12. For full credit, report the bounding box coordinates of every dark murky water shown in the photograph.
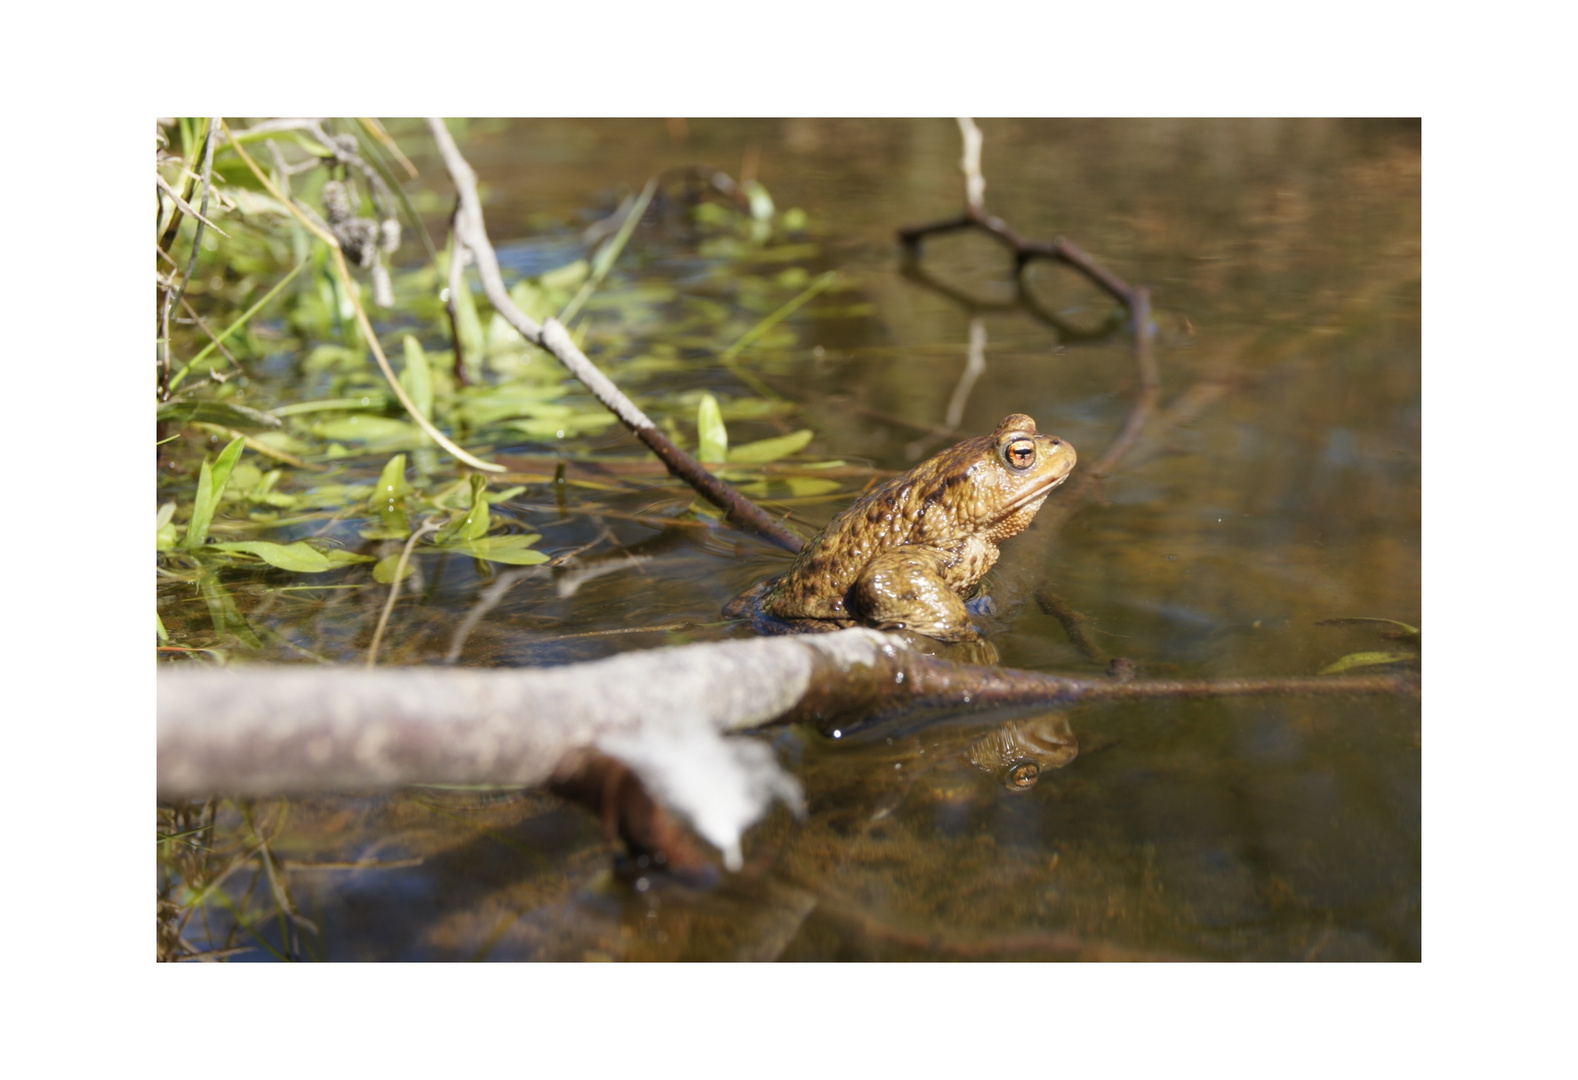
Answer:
[159,119,1419,960]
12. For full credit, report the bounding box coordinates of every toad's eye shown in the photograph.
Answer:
[1004,437,1036,470]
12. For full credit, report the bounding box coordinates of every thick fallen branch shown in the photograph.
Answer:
[425,118,804,555]
[160,629,1415,789]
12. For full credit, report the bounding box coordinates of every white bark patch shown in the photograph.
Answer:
[597,727,803,872]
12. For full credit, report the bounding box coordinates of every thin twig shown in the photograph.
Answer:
[154,170,227,238]
[445,200,470,386]
[957,117,985,213]
[424,117,803,552]
[1088,286,1160,478]
[356,117,418,178]
[159,118,220,397]
[189,423,326,472]
[945,315,987,431]
[366,518,441,668]
[168,253,310,392]
[178,294,239,368]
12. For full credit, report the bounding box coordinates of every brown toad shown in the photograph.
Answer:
[725,414,1075,641]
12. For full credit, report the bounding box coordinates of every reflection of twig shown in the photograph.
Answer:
[904,316,986,460]
[425,118,804,554]
[899,204,1134,305]
[896,257,1123,344]
[957,117,985,212]
[1089,286,1160,479]
[945,316,986,431]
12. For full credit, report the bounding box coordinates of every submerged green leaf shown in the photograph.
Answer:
[372,553,416,584]
[210,541,375,572]
[452,534,549,565]
[433,475,491,544]
[451,264,485,359]
[728,428,814,463]
[183,437,246,549]
[157,502,178,551]
[373,454,413,502]
[1316,617,1421,640]
[312,415,422,443]
[540,259,591,291]
[1319,651,1416,675]
[697,393,728,464]
[782,476,842,497]
[504,414,617,438]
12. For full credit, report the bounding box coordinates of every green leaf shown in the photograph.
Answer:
[400,335,434,422]
[453,534,549,566]
[459,392,573,428]
[373,553,416,584]
[697,393,728,464]
[503,413,618,438]
[742,180,775,221]
[728,428,814,463]
[210,541,375,572]
[182,437,246,550]
[539,259,591,290]
[1319,651,1416,675]
[312,415,421,443]
[367,453,413,537]
[156,503,178,551]
[373,453,412,502]
[451,266,484,358]
[783,476,842,497]
[156,611,169,643]
[158,400,282,431]
[434,475,491,544]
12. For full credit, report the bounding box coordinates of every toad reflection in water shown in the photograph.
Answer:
[965,714,1080,790]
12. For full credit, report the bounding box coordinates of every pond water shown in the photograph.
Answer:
[157,118,1420,961]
